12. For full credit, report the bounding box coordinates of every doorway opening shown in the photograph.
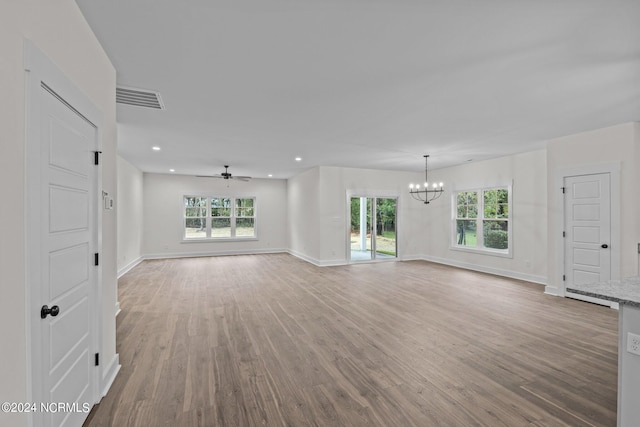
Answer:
[349,197,397,262]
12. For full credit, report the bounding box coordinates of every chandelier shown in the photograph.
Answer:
[409,155,444,204]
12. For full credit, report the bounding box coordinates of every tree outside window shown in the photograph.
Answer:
[483,189,509,250]
[452,186,511,255]
[183,196,256,240]
[456,191,478,247]
[235,198,255,237]
[184,196,207,239]
[211,197,232,238]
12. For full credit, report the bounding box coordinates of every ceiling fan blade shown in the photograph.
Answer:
[232,176,252,181]
[195,175,223,178]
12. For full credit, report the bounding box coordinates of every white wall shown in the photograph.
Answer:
[320,166,426,263]
[0,1,117,426]
[423,150,548,283]
[287,167,322,262]
[287,165,425,265]
[117,156,144,275]
[142,173,288,257]
[546,122,639,295]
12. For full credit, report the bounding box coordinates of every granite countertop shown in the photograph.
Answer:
[567,277,640,307]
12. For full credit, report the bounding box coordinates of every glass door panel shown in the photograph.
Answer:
[350,197,373,261]
[375,198,397,258]
[349,196,397,262]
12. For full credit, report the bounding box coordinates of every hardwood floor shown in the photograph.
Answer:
[84,254,618,426]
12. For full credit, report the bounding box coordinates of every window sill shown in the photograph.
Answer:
[181,237,258,243]
[449,245,512,259]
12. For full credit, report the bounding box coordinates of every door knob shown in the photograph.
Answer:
[601,244,609,249]
[41,305,60,319]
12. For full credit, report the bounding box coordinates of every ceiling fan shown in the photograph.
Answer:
[197,165,251,181]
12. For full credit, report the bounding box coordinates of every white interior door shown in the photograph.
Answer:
[564,173,611,304]
[30,84,98,427]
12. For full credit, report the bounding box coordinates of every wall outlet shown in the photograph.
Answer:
[627,332,640,356]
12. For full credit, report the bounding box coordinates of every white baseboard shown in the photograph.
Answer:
[544,285,561,296]
[287,250,322,266]
[138,249,548,287]
[100,354,120,399]
[565,291,617,308]
[400,254,424,261]
[117,256,143,279]
[287,250,351,267]
[144,248,288,260]
[423,255,548,285]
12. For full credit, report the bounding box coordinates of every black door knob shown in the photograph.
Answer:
[601,244,609,249]
[41,305,60,319]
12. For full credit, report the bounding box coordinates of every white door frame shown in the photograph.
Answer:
[346,190,399,263]
[24,40,104,425]
[553,162,620,302]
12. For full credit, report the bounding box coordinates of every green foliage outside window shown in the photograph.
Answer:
[184,196,255,239]
[454,188,510,252]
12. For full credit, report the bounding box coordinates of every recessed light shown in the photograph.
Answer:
[152,146,161,151]
[295,157,302,162]
[169,169,175,172]
[268,174,273,177]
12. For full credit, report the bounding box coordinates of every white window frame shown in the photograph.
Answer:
[450,184,512,258]
[182,195,257,242]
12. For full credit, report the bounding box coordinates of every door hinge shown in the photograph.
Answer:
[563,274,566,281]
[95,353,99,366]
[563,231,566,237]
[561,186,566,194]
[94,253,99,266]
[94,151,102,165]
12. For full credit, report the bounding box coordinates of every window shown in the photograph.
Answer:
[452,186,511,255]
[211,197,232,238]
[184,196,207,239]
[235,198,255,237]
[184,196,256,240]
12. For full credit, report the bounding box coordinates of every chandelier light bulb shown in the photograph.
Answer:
[408,154,444,205]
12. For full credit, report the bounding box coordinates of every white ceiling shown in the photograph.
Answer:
[76,0,640,179]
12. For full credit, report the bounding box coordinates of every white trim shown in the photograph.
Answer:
[181,237,259,244]
[114,302,121,317]
[182,195,257,240]
[544,286,561,297]
[450,183,513,258]
[423,255,547,285]
[144,248,288,260]
[117,256,143,278]
[345,191,400,264]
[565,291,618,308]
[142,248,547,282]
[287,250,348,267]
[399,254,424,261]
[346,189,400,198]
[99,354,121,399]
[24,40,108,426]
[448,245,512,258]
[550,162,621,297]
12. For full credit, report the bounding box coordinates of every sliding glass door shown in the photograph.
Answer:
[349,196,397,262]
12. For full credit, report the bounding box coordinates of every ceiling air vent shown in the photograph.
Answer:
[116,86,165,110]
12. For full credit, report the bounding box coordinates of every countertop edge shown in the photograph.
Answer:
[566,287,640,308]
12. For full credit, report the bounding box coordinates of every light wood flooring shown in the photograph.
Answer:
[84,254,618,426]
